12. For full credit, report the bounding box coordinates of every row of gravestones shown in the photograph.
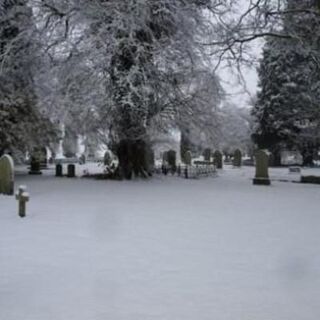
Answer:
[0,149,271,197]
[203,148,243,167]
[0,154,78,197]
[182,149,225,169]
[185,148,243,169]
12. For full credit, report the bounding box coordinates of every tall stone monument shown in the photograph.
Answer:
[253,150,271,185]
[0,154,14,195]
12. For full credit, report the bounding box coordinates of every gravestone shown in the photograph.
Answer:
[15,185,29,218]
[183,150,192,165]
[0,154,14,195]
[233,149,242,167]
[67,164,76,178]
[29,150,42,175]
[203,148,211,161]
[214,150,223,169]
[55,164,63,177]
[253,150,271,185]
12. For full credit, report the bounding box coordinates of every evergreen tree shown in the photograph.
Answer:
[0,0,56,156]
[252,0,320,165]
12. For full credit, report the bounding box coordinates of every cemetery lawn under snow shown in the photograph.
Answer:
[1,165,320,320]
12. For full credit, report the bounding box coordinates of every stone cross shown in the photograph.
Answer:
[0,154,14,195]
[253,150,271,185]
[15,185,30,218]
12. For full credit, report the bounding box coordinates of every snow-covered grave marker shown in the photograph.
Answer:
[15,185,30,218]
[214,150,223,169]
[0,154,14,195]
[233,149,242,167]
[253,150,271,186]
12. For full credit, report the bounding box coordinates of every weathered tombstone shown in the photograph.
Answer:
[253,150,271,185]
[67,164,76,178]
[29,150,42,175]
[0,154,14,195]
[233,149,242,167]
[183,150,192,165]
[15,185,29,218]
[55,164,63,177]
[214,150,223,169]
[167,150,177,173]
[203,148,211,161]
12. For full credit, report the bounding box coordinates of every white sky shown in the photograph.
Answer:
[217,0,264,109]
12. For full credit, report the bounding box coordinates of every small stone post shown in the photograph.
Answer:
[55,164,63,177]
[67,164,76,178]
[15,185,30,218]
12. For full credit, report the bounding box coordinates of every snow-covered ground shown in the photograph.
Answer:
[1,165,320,320]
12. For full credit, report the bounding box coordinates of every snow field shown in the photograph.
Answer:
[1,165,320,320]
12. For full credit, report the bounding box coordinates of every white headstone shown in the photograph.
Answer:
[0,154,14,195]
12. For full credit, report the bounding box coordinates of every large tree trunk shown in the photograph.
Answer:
[116,139,153,179]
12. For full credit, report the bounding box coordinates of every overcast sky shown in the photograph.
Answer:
[219,53,261,108]
[217,0,264,109]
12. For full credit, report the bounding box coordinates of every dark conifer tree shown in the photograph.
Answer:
[252,0,320,165]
